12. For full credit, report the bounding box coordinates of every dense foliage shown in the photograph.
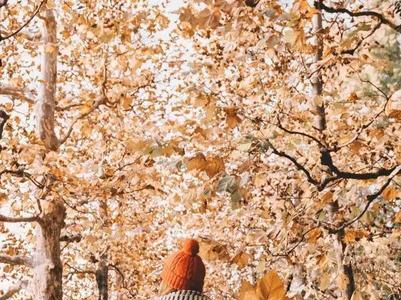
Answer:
[0,0,401,299]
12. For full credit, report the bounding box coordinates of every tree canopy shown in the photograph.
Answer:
[0,0,401,299]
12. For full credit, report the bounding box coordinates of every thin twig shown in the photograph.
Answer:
[0,0,46,42]
[58,62,108,146]
[341,21,382,55]
[333,165,401,232]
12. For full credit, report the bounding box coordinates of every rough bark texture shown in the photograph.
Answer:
[31,8,66,300]
[31,199,65,300]
[36,9,59,151]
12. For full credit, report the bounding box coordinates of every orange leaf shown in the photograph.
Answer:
[205,156,225,177]
[224,107,241,129]
[349,141,365,155]
[394,211,401,224]
[238,281,258,300]
[187,153,208,171]
[198,239,229,261]
[121,95,132,110]
[383,187,398,202]
[232,251,251,269]
[389,110,401,121]
[256,270,287,300]
[306,228,322,244]
[348,92,359,102]
[343,229,368,244]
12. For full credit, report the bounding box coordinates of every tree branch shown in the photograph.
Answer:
[0,0,46,42]
[276,116,326,147]
[0,214,40,223]
[60,234,82,243]
[0,0,8,9]
[268,143,401,191]
[314,1,401,33]
[0,279,29,300]
[65,263,95,280]
[268,141,320,186]
[0,255,32,267]
[58,98,104,146]
[0,168,45,188]
[58,62,108,146]
[333,165,401,232]
[109,264,136,298]
[0,86,35,104]
[341,21,382,55]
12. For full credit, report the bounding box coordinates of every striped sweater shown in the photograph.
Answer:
[153,290,209,300]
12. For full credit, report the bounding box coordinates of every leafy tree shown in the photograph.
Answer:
[0,1,401,300]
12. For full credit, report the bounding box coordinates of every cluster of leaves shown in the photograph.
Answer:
[0,0,401,299]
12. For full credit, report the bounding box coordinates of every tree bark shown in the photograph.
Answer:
[335,229,356,300]
[31,8,66,300]
[31,200,65,300]
[36,8,59,151]
[312,0,326,133]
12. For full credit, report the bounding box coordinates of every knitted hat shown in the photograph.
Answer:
[161,239,206,292]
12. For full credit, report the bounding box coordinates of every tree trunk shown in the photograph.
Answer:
[95,201,109,300]
[313,2,355,298]
[36,8,59,151]
[31,199,65,300]
[95,255,109,300]
[335,229,356,299]
[31,8,66,300]
[312,0,326,133]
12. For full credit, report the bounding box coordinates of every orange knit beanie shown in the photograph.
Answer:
[161,239,206,292]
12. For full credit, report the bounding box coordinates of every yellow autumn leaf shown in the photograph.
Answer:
[256,270,287,300]
[232,251,251,269]
[198,239,229,261]
[336,272,350,291]
[155,13,170,29]
[238,281,258,300]
[126,138,152,153]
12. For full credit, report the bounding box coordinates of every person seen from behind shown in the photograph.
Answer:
[153,239,209,300]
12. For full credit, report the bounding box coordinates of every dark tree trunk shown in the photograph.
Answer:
[96,255,109,300]
[31,199,65,300]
